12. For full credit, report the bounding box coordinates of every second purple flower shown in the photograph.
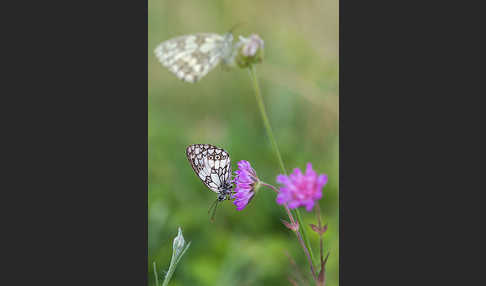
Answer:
[276,163,328,211]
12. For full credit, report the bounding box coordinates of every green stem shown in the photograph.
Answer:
[295,208,316,266]
[162,241,191,286]
[248,65,316,279]
[162,262,175,286]
[153,262,160,286]
[248,65,287,175]
[261,182,318,282]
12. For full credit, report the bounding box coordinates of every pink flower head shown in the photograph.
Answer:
[276,163,328,211]
[232,160,260,211]
[240,34,264,57]
[235,34,264,68]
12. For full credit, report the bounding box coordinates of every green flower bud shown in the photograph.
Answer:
[172,227,185,258]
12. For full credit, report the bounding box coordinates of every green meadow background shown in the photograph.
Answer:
[148,0,338,285]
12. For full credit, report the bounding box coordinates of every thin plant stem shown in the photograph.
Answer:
[162,262,175,286]
[161,240,191,286]
[260,182,279,193]
[248,65,286,174]
[315,203,328,286]
[153,262,160,286]
[295,208,315,265]
[248,65,316,266]
[261,182,318,283]
[315,204,324,265]
[295,227,318,283]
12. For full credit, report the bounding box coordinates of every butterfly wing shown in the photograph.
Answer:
[154,33,228,83]
[186,144,232,193]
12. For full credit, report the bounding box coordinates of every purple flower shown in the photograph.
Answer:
[232,160,260,211]
[276,163,328,211]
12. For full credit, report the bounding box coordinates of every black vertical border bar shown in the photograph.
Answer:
[5,0,151,284]
[339,0,437,284]
[340,0,389,284]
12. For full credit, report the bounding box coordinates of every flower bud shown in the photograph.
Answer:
[172,227,186,258]
[235,34,264,68]
[310,223,328,235]
[281,219,300,232]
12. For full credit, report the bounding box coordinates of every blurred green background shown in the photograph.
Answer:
[148,0,338,285]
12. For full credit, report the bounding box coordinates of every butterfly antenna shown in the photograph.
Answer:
[208,199,219,223]
[228,21,247,34]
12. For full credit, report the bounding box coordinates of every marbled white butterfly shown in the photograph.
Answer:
[154,33,234,83]
[185,144,233,220]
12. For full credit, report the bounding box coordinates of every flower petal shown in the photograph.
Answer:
[232,160,259,211]
[276,163,328,212]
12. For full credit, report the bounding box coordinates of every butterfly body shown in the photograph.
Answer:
[155,33,234,83]
[185,144,233,201]
[216,182,233,202]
